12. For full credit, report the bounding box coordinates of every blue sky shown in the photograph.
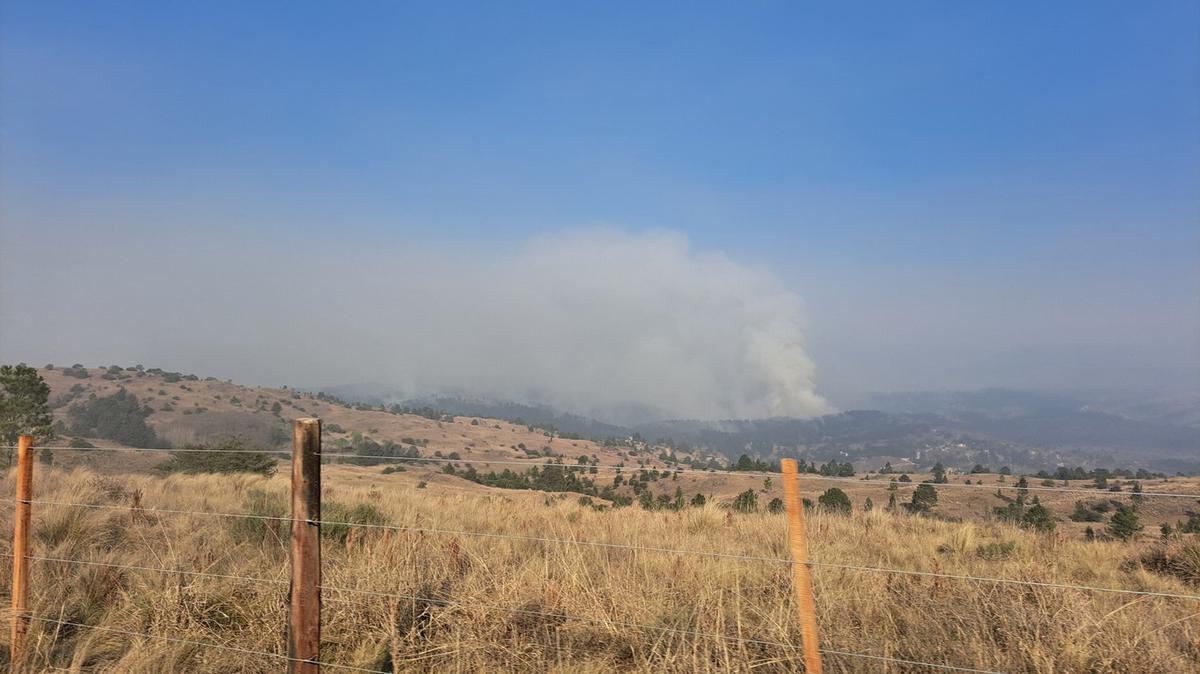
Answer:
[2,2,1197,408]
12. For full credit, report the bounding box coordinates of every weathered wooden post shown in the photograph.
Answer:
[780,458,822,673]
[10,434,33,670]
[288,419,321,673]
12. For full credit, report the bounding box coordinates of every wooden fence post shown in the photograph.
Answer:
[288,419,321,674]
[780,458,822,674]
[10,435,33,670]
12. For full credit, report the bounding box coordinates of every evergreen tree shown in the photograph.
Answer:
[817,487,852,514]
[0,364,55,466]
[1020,498,1055,532]
[1106,505,1143,541]
[1131,481,1144,506]
[638,491,655,510]
[931,462,947,484]
[1015,476,1029,506]
[732,489,758,513]
[908,483,938,513]
[68,389,160,447]
[767,497,784,513]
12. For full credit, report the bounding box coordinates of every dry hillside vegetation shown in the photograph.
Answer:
[34,367,1200,532]
[0,465,1197,673]
[38,366,691,471]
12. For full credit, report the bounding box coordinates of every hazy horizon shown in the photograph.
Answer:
[2,3,1198,420]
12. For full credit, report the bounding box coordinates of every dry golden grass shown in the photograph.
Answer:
[0,465,1196,673]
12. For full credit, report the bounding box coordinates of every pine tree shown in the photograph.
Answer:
[818,488,852,514]
[0,364,55,467]
[1020,497,1055,532]
[1131,481,1144,506]
[1107,505,1143,541]
[932,462,947,484]
[732,489,758,513]
[909,484,938,513]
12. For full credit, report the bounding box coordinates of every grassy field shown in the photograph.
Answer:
[0,464,1196,673]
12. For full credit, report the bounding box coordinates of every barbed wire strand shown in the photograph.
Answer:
[317,585,1006,674]
[0,552,288,586]
[4,511,1197,601]
[5,444,1194,499]
[19,588,1005,674]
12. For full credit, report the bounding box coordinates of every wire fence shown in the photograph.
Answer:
[3,437,1198,673]
[6,444,1200,500]
[6,498,1199,601]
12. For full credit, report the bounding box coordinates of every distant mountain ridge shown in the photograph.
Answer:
[318,386,1200,474]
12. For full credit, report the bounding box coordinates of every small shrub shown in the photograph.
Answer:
[976,540,1017,560]
[1140,538,1200,587]
[817,488,852,514]
[732,489,758,513]
[322,501,388,545]
[157,439,278,476]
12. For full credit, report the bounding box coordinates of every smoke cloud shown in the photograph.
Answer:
[384,229,830,422]
[1,228,830,423]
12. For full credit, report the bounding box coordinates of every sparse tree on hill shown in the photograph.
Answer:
[1131,481,1144,506]
[1020,498,1055,532]
[1107,505,1143,541]
[818,487,852,514]
[932,462,947,484]
[0,364,55,467]
[732,489,758,513]
[908,483,938,514]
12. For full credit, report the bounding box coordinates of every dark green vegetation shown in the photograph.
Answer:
[157,439,279,477]
[67,388,162,447]
[0,363,54,448]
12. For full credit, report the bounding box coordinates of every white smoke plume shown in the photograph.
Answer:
[385,229,830,422]
[2,228,831,423]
